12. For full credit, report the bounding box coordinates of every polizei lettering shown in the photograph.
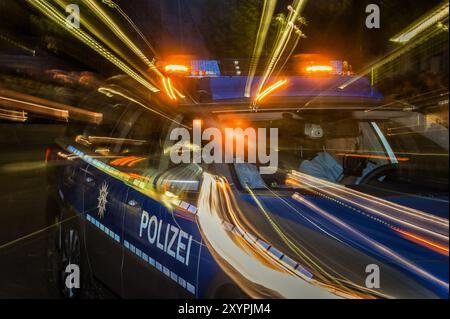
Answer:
[139,210,193,266]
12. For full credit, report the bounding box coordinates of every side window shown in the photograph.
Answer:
[71,92,129,157]
[109,110,203,195]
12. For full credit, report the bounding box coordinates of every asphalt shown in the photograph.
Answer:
[0,124,63,298]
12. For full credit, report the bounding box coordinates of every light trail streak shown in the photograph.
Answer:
[110,156,146,166]
[84,136,147,145]
[255,79,288,102]
[339,25,446,90]
[0,33,35,55]
[259,185,397,298]
[0,88,102,124]
[84,0,162,77]
[288,171,449,251]
[0,108,27,122]
[197,175,390,298]
[290,171,449,228]
[394,229,449,255]
[127,157,147,167]
[101,0,159,59]
[244,0,277,97]
[390,2,449,43]
[196,173,341,298]
[53,0,151,81]
[273,28,303,78]
[291,192,449,292]
[162,77,176,100]
[386,128,448,137]
[334,153,410,162]
[27,0,159,93]
[0,95,68,121]
[245,184,332,282]
[254,186,368,294]
[256,0,306,97]
[167,78,177,101]
[290,148,448,158]
[97,87,188,128]
[365,89,449,113]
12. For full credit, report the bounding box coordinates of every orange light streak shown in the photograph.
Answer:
[335,153,410,162]
[305,65,333,73]
[255,79,288,102]
[395,229,449,255]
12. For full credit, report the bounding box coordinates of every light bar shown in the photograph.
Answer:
[164,64,189,73]
[305,65,333,73]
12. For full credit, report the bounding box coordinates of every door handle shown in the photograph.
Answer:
[127,199,140,207]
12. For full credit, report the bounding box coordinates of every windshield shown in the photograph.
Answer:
[230,110,448,196]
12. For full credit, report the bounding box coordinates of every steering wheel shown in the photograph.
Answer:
[359,163,398,185]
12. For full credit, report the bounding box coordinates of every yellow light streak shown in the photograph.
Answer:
[26,0,159,93]
[335,153,410,162]
[83,0,162,77]
[167,78,177,100]
[245,0,277,97]
[395,229,449,255]
[101,0,159,59]
[291,192,449,291]
[0,95,68,121]
[0,108,28,122]
[256,0,306,96]
[339,13,447,90]
[162,77,177,100]
[390,2,449,43]
[255,79,288,102]
[196,173,340,298]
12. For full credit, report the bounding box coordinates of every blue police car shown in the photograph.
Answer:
[46,75,448,298]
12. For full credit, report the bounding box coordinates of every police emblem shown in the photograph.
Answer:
[97,182,109,218]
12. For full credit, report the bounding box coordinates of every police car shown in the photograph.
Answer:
[46,72,449,299]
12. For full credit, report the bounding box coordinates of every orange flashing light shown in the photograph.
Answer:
[164,64,189,73]
[335,153,410,162]
[305,65,333,73]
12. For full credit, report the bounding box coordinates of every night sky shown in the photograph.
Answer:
[117,0,444,68]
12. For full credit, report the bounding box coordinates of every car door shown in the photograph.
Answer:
[121,165,203,298]
[72,96,129,295]
[83,161,128,294]
[116,109,202,297]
